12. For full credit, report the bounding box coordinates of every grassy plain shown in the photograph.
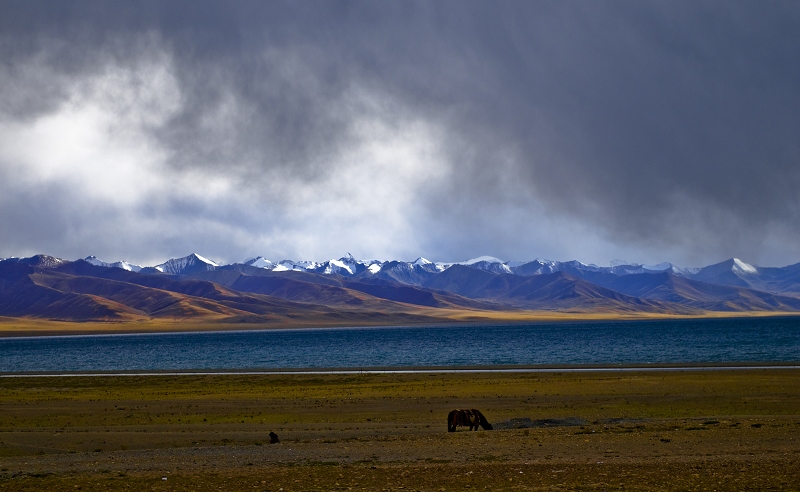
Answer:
[1,370,799,490]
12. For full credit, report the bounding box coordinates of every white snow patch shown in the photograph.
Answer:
[732,258,758,274]
[84,255,105,267]
[117,261,142,272]
[84,256,142,272]
[246,257,275,269]
[462,256,504,265]
[192,253,219,267]
[293,260,320,270]
[325,259,353,275]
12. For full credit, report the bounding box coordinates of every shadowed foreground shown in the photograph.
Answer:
[1,370,799,490]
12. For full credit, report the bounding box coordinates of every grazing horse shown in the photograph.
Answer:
[448,409,493,432]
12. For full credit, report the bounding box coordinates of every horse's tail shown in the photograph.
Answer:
[447,410,457,432]
[475,409,493,430]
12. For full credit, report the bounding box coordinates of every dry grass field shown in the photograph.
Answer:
[1,370,799,490]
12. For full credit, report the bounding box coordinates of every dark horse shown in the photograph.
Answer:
[448,409,493,432]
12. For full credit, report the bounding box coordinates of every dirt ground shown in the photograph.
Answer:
[1,370,799,490]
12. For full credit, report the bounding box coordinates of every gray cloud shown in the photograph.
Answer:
[1,1,799,267]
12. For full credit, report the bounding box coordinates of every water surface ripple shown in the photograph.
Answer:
[2,317,799,372]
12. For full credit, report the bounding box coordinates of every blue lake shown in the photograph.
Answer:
[2,317,800,372]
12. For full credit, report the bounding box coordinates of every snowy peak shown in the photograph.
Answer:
[688,258,760,288]
[732,258,758,274]
[83,256,143,272]
[607,262,683,275]
[642,262,673,272]
[155,253,219,275]
[453,256,512,274]
[694,258,758,278]
[0,254,69,268]
[84,255,105,267]
[271,260,321,272]
[252,254,384,276]
[317,255,384,276]
[512,259,560,276]
[191,253,219,267]
[511,259,686,277]
[244,256,275,269]
[14,254,68,268]
[323,258,355,275]
[11,251,782,289]
[462,256,505,265]
[369,259,438,285]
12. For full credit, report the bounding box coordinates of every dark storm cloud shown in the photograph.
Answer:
[410,1,800,265]
[1,1,799,266]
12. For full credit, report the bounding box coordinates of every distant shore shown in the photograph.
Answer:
[4,363,800,378]
[1,310,799,337]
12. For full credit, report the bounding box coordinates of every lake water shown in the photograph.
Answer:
[2,317,800,373]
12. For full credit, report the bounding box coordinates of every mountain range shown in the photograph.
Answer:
[2,253,800,324]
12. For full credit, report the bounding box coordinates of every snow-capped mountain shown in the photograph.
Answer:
[152,253,219,275]
[690,258,756,282]
[241,254,384,276]
[267,259,318,272]
[1,254,68,268]
[508,259,694,278]
[0,251,778,280]
[243,256,275,269]
[686,258,762,289]
[10,252,800,299]
[370,258,445,285]
[605,262,690,276]
[84,256,143,272]
[511,259,559,276]
[461,257,513,274]
[311,254,383,276]
[7,250,800,323]
[6,252,800,321]
[412,257,447,272]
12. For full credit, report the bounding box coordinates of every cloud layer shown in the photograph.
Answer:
[1,1,799,267]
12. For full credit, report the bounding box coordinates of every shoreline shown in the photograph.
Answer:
[3,363,800,377]
[1,310,799,338]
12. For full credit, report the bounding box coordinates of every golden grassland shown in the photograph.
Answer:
[1,370,799,490]
[1,309,798,337]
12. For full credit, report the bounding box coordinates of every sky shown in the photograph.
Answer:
[1,1,799,268]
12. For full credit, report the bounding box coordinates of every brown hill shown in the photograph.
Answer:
[191,268,498,310]
[0,260,461,323]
